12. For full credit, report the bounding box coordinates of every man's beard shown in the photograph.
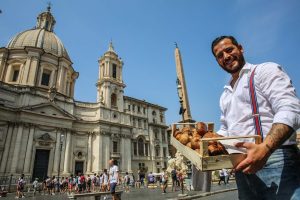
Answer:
[221,56,245,74]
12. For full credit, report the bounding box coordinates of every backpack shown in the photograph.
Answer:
[126,176,130,184]
[149,176,154,182]
[92,176,97,184]
[171,170,176,178]
[18,179,24,189]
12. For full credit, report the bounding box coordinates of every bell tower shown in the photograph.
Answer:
[96,42,126,111]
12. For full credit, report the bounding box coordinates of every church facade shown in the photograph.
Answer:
[0,7,169,180]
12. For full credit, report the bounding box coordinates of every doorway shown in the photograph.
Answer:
[32,149,50,181]
[75,161,84,176]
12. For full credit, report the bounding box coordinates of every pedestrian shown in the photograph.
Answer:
[212,35,300,199]
[32,178,38,196]
[87,175,91,192]
[171,167,177,191]
[16,174,25,198]
[102,170,109,192]
[147,172,155,188]
[218,170,226,185]
[108,159,119,200]
[45,176,52,195]
[124,172,130,193]
[161,168,168,194]
[223,169,229,184]
[92,173,97,192]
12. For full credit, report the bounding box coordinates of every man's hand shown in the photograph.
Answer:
[234,142,272,174]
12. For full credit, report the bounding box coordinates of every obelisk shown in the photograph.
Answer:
[174,44,211,192]
[174,44,192,122]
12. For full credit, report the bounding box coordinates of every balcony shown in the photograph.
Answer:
[111,152,121,158]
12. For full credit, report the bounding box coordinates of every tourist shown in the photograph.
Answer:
[161,168,168,194]
[109,159,119,200]
[218,169,226,185]
[124,172,130,193]
[171,167,177,191]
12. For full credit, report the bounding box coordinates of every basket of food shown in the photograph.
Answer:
[171,122,261,171]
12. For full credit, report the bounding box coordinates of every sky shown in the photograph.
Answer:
[1,0,299,129]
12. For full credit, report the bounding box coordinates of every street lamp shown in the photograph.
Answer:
[57,133,64,192]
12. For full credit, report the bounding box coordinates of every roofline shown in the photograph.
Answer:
[124,96,167,111]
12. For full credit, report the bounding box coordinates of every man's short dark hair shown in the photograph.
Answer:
[211,36,239,56]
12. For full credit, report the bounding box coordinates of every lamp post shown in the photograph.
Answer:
[57,133,64,192]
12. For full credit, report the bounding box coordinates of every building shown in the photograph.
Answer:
[0,7,169,181]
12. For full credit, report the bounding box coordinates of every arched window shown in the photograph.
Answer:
[138,138,144,156]
[111,93,117,107]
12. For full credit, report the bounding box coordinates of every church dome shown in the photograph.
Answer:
[6,6,70,60]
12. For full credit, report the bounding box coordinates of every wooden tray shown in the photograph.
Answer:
[171,123,261,171]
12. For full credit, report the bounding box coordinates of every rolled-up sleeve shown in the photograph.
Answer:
[257,63,300,130]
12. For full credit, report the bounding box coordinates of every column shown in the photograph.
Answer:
[126,138,132,172]
[63,130,71,174]
[93,133,102,173]
[11,123,23,173]
[120,138,126,171]
[23,125,35,173]
[53,129,61,173]
[86,133,92,173]
[0,123,14,173]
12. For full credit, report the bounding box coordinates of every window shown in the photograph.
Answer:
[133,105,135,112]
[143,107,146,114]
[163,147,167,157]
[41,69,51,86]
[156,162,160,165]
[113,141,118,153]
[160,113,164,123]
[133,142,137,156]
[138,119,142,128]
[112,64,117,78]
[138,138,144,156]
[133,118,136,127]
[145,143,149,156]
[154,129,158,139]
[137,106,140,113]
[12,69,20,82]
[162,131,165,142]
[111,93,117,107]
[144,120,147,129]
[155,146,160,157]
[128,105,131,111]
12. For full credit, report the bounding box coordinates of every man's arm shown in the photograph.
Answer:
[235,123,294,174]
[263,123,294,153]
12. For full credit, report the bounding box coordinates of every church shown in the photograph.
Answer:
[0,6,169,181]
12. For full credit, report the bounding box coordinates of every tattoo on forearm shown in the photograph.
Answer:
[265,123,294,151]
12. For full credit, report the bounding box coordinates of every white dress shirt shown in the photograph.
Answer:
[217,62,300,145]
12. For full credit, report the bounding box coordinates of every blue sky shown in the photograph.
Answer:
[1,0,299,129]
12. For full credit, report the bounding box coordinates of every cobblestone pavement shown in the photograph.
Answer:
[1,181,237,200]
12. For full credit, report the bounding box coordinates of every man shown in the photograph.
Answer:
[108,159,119,200]
[147,172,155,187]
[171,167,177,191]
[218,169,225,185]
[212,35,300,199]
[124,172,130,193]
[161,168,168,194]
[16,174,25,198]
